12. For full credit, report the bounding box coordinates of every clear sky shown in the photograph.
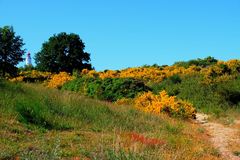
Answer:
[0,0,239,71]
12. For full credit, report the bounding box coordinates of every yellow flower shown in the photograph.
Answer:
[134,90,196,118]
[47,72,74,88]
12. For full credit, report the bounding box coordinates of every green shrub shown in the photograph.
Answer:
[151,74,182,96]
[169,74,182,84]
[61,76,86,92]
[86,78,102,98]
[174,56,218,68]
[63,77,150,101]
[95,78,150,101]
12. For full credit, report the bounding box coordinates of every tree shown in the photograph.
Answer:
[0,26,25,77]
[35,32,92,73]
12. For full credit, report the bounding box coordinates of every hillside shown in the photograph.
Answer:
[0,80,221,160]
[1,57,240,159]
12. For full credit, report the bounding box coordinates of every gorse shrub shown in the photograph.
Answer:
[47,72,74,88]
[201,60,240,84]
[134,90,196,118]
[80,64,200,83]
[9,70,52,83]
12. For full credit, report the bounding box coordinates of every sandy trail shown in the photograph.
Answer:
[195,113,240,160]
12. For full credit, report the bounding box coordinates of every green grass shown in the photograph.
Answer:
[0,80,221,159]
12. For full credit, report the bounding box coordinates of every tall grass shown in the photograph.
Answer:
[0,80,163,132]
[0,81,221,159]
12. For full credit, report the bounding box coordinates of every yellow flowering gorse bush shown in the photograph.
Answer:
[201,59,240,84]
[81,65,200,83]
[134,90,196,118]
[9,70,52,82]
[81,59,239,85]
[47,72,74,88]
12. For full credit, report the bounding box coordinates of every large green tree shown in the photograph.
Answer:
[0,26,25,77]
[35,32,92,73]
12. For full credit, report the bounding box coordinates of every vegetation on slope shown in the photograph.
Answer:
[9,58,240,117]
[0,80,221,159]
[151,74,240,116]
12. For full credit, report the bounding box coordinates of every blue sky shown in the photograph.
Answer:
[0,0,239,71]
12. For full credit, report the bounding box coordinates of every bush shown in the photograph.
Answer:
[96,78,150,101]
[47,72,74,88]
[61,76,88,92]
[174,56,218,68]
[151,74,182,96]
[9,70,52,83]
[62,77,150,101]
[134,90,196,118]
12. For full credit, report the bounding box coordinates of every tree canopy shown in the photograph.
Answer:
[35,32,92,73]
[0,26,25,77]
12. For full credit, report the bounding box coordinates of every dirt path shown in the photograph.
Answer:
[195,113,240,160]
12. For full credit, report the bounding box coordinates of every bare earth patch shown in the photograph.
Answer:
[195,113,240,160]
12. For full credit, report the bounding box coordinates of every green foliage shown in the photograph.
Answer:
[169,74,182,84]
[35,32,92,73]
[62,77,150,101]
[174,56,218,68]
[87,78,150,101]
[151,74,182,96]
[0,26,25,77]
[151,74,240,115]
[61,76,96,93]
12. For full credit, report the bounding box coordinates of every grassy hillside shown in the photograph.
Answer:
[2,58,239,159]
[12,58,240,117]
[0,80,221,160]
